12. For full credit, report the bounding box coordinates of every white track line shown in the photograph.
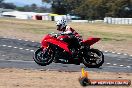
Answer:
[127,60,131,61]
[8,46,12,48]
[104,51,108,53]
[25,49,30,51]
[25,40,28,41]
[126,66,131,68]
[117,53,121,55]
[113,64,117,66]
[18,39,22,40]
[123,54,128,56]
[2,45,7,47]
[30,50,35,52]
[112,52,116,54]
[119,65,124,67]
[0,59,34,63]
[3,36,7,38]
[13,47,18,49]
[109,51,132,57]
[106,63,111,65]
[19,48,23,50]
[1,44,35,52]
[105,66,129,69]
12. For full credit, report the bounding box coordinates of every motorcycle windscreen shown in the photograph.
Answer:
[83,37,100,46]
[45,37,71,53]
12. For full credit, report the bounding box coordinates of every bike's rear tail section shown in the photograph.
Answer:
[82,37,100,46]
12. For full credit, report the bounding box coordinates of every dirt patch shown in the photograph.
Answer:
[0,68,131,88]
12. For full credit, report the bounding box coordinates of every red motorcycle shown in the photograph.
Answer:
[33,32,104,68]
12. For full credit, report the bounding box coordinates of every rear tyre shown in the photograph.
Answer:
[83,48,104,68]
[33,47,54,66]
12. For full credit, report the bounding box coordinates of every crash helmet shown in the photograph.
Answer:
[56,19,67,31]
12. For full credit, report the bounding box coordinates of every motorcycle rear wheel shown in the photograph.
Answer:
[33,47,54,66]
[83,48,104,68]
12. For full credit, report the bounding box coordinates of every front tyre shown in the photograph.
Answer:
[33,47,54,66]
[83,49,104,68]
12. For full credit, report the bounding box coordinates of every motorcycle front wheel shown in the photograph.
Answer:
[33,47,54,66]
[83,48,104,68]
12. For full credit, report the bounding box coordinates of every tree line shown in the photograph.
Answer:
[16,4,50,13]
[43,0,132,19]
[0,0,16,9]
[1,0,132,19]
[0,0,50,12]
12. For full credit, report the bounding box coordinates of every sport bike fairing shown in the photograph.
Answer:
[41,34,71,53]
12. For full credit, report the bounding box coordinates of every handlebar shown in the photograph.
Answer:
[49,32,61,38]
[50,32,74,37]
[49,32,82,40]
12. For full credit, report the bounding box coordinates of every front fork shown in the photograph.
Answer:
[78,44,90,60]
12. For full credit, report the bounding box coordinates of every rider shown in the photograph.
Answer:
[56,19,82,40]
[56,19,82,64]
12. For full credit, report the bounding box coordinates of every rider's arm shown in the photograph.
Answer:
[63,30,72,34]
[62,26,73,34]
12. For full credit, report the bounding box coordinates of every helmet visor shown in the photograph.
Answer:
[57,24,62,31]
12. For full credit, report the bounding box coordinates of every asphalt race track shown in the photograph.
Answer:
[0,37,132,73]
